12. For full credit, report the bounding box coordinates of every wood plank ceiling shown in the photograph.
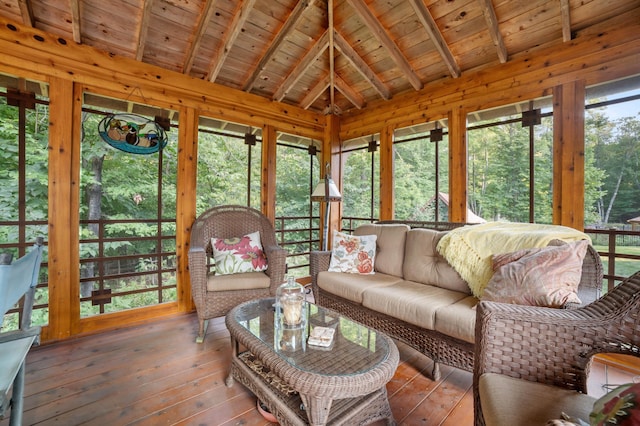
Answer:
[0,0,638,116]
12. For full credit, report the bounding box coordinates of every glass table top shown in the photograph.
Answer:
[230,298,392,377]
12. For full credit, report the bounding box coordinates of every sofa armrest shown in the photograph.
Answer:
[310,250,331,302]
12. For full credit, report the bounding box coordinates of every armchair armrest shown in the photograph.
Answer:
[474,270,640,394]
[310,250,331,302]
[263,245,288,294]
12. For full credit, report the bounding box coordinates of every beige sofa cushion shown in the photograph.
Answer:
[355,224,409,277]
[207,271,270,292]
[361,280,468,330]
[479,373,595,426]
[403,229,470,294]
[317,271,402,304]
[433,296,478,343]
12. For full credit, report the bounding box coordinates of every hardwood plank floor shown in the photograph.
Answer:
[2,313,475,426]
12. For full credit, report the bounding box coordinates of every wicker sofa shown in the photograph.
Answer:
[310,223,603,380]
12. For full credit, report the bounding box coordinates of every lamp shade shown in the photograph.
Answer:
[311,178,342,202]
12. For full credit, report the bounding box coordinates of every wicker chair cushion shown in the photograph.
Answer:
[479,373,595,426]
[355,224,410,277]
[403,228,470,294]
[328,231,377,274]
[433,295,478,343]
[211,231,268,275]
[362,280,468,330]
[206,271,271,292]
[482,240,589,307]
[317,271,401,304]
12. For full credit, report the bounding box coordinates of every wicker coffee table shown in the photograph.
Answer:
[225,298,399,426]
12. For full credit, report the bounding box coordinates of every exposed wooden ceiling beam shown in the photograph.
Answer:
[17,0,34,27]
[333,30,390,100]
[334,74,365,109]
[478,0,507,63]
[183,0,218,73]
[273,29,330,101]
[560,0,572,42]
[69,0,81,43]
[301,73,330,110]
[346,0,423,91]
[135,0,155,61]
[409,0,461,78]
[243,0,315,91]
[207,0,258,83]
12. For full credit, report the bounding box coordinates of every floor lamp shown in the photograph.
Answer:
[311,164,342,251]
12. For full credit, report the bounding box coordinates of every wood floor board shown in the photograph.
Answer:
[2,313,479,426]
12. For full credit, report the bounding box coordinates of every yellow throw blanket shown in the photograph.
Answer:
[436,221,591,297]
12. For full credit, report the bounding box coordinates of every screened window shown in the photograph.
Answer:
[342,135,380,231]
[0,75,49,329]
[467,98,553,224]
[394,121,449,221]
[79,94,178,317]
[275,133,320,277]
[195,118,262,214]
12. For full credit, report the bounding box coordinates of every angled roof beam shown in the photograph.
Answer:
[69,0,81,43]
[135,0,155,61]
[409,0,460,78]
[183,0,218,73]
[346,0,423,90]
[273,29,329,101]
[477,0,507,63]
[17,0,34,27]
[243,0,315,91]
[333,30,390,100]
[334,74,365,109]
[560,0,572,42]
[301,73,330,110]
[207,0,258,83]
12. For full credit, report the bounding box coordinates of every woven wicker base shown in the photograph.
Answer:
[231,351,395,426]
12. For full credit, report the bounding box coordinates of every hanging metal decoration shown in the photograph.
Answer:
[98,113,169,154]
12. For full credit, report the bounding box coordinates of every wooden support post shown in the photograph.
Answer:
[323,114,342,248]
[448,104,467,223]
[379,125,394,220]
[176,106,198,312]
[553,80,586,229]
[46,77,80,340]
[261,124,277,222]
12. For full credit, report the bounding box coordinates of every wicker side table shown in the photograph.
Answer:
[225,298,399,426]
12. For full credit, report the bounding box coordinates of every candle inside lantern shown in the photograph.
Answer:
[282,294,304,326]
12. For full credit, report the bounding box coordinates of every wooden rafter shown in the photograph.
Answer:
[136,0,155,61]
[69,0,81,43]
[333,30,390,100]
[273,29,330,101]
[183,0,218,73]
[478,0,507,63]
[207,0,258,83]
[560,0,572,42]
[301,73,330,110]
[17,0,33,27]
[346,0,423,90]
[334,74,365,109]
[409,0,460,78]
[244,0,315,91]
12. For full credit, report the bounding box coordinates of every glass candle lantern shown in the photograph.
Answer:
[275,276,306,329]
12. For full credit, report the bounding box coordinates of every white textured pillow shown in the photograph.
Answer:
[328,231,377,274]
[211,231,268,275]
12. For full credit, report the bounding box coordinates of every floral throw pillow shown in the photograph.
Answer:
[590,382,640,426]
[328,231,377,274]
[481,239,589,307]
[211,231,268,275]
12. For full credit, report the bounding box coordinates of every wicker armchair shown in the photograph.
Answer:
[188,205,287,343]
[473,270,640,426]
